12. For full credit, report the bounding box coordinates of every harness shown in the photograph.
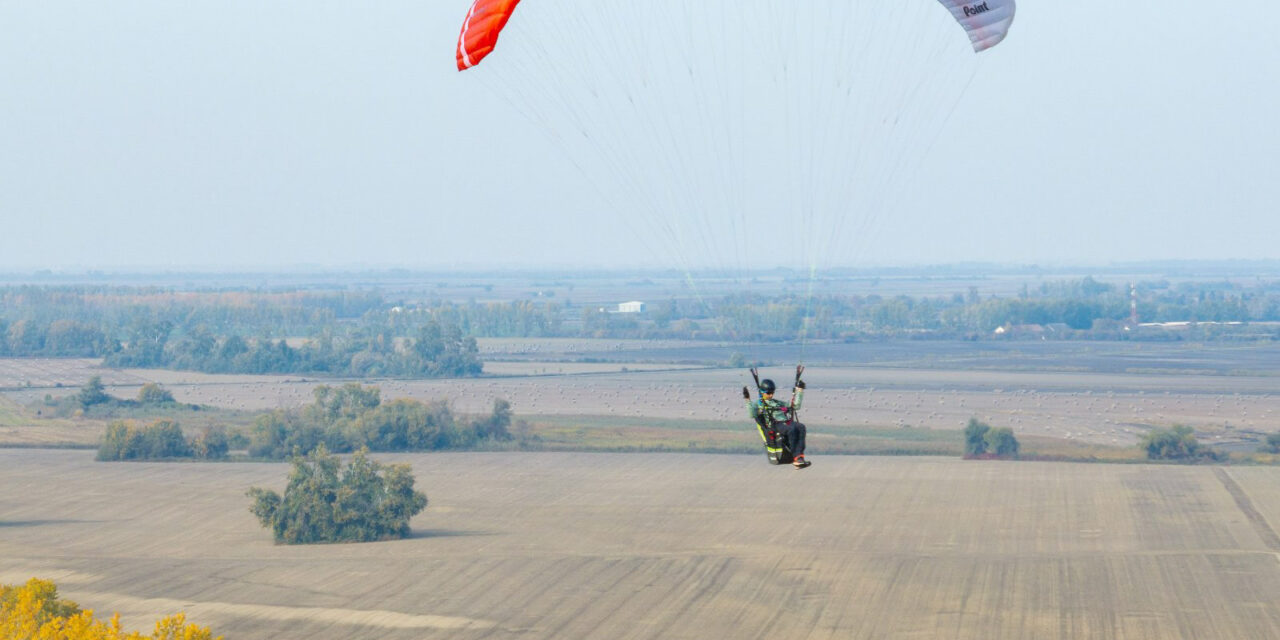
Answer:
[755,398,791,452]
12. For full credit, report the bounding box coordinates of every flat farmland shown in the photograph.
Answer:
[3,339,1280,450]
[4,364,1280,449]
[0,358,146,389]
[480,361,704,376]
[4,450,1280,639]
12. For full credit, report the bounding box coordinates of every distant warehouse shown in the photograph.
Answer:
[615,301,646,313]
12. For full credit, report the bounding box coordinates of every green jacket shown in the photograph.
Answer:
[747,390,803,427]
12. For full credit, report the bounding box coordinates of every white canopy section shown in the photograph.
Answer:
[936,0,1016,52]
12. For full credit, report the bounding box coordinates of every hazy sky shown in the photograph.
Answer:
[1,1,1277,271]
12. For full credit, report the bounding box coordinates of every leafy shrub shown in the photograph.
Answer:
[1140,425,1222,461]
[247,410,332,460]
[984,427,1020,457]
[247,384,514,459]
[963,419,1019,459]
[191,426,230,460]
[963,418,990,456]
[0,577,218,639]
[77,376,110,409]
[355,398,458,451]
[137,383,176,405]
[1261,432,1280,454]
[469,399,514,442]
[247,445,428,544]
[97,419,193,461]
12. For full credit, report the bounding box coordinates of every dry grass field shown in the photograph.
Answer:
[0,395,90,447]
[4,450,1280,639]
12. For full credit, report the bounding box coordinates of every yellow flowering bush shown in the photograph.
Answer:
[0,579,219,640]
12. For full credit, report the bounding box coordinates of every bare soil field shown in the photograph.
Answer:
[504,340,1280,376]
[480,361,704,376]
[0,358,145,389]
[477,337,729,357]
[4,450,1280,639]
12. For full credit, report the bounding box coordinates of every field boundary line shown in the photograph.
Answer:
[1214,467,1280,552]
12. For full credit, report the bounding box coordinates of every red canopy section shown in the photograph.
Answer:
[456,0,523,71]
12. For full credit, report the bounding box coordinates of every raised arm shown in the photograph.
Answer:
[791,379,806,412]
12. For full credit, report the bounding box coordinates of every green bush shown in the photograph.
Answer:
[247,384,513,459]
[192,426,230,460]
[963,418,990,456]
[247,445,428,544]
[137,382,176,405]
[97,419,193,461]
[985,427,1020,457]
[1140,425,1222,461]
[76,376,110,409]
[470,399,514,442]
[1261,432,1280,454]
[354,398,458,451]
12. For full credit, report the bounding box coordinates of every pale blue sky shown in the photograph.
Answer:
[1,1,1276,270]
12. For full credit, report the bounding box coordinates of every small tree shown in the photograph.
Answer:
[963,418,991,456]
[97,419,192,461]
[472,399,514,441]
[137,382,175,405]
[143,419,191,459]
[98,421,141,461]
[1141,425,1221,461]
[1261,432,1280,454]
[247,445,428,544]
[192,426,230,460]
[985,427,1020,457]
[76,376,110,409]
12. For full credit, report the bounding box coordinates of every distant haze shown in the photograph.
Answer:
[1,1,1277,271]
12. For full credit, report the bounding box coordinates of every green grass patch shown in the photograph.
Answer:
[0,397,27,427]
[518,414,967,456]
[512,414,1152,461]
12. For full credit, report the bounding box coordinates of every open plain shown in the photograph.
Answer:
[5,344,1280,449]
[4,449,1280,639]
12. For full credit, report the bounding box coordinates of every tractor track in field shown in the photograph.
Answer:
[1214,467,1280,552]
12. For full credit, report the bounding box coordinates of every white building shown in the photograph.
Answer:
[615,301,646,313]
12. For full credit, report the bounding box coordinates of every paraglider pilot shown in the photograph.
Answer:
[744,376,809,468]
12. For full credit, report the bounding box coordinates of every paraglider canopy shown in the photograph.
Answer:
[456,0,1014,71]
[935,0,1017,51]
[456,0,523,70]
[449,0,1019,287]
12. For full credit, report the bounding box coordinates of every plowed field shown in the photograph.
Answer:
[4,450,1280,639]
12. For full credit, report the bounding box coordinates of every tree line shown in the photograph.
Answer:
[97,419,230,461]
[3,279,1280,368]
[89,380,514,461]
[103,320,482,377]
[247,383,512,459]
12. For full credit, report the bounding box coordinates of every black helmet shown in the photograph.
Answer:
[759,379,776,394]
